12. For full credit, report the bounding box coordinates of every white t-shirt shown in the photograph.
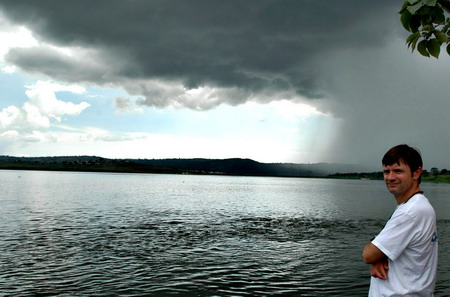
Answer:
[369,194,438,297]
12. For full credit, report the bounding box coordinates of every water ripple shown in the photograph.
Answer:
[1,211,386,296]
[1,172,449,296]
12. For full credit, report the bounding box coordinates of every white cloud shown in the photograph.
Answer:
[0,129,298,162]
[22,102,50,128]
[0,15,37,74]
[0,81,90,133]
[25,81,89,121]
[0,105,21,129]
[0,20,37,65]
[251,100,325,122]
[1,129,19,138]
[24,131,48,143]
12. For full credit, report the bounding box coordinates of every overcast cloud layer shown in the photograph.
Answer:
[0,0,449,169]
[0,0,399,107]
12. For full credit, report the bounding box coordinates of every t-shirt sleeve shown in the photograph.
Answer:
[372,211,418,261]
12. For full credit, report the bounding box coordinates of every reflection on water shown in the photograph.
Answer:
[1,170,449,296]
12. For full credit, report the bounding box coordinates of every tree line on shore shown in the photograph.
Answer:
[329,167,450,183]
[0,155,449,182]
[0,155,360,177]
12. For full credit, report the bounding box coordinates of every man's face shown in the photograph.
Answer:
[383,160,420,199]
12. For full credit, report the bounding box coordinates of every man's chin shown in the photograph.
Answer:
[386,185,398,193]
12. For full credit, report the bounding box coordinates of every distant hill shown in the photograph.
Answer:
[0,155,363,177]
[132,158,365,176]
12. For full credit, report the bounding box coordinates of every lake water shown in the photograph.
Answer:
[1,169,449,296]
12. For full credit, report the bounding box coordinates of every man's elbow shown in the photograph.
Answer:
[362,242,384,264]
[362,250,374,264]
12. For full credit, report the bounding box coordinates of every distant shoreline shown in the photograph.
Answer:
[1,155,449,183]
[1,166,448,183]
[0,155,357,178]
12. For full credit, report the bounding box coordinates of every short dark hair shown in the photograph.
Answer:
[382,144,423,183]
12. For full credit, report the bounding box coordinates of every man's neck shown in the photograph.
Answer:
[396,185,422,204]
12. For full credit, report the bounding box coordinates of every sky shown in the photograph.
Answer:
[0,0,449,171]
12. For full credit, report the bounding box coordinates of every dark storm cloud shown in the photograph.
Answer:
[2,0,449,169]
[0,0,399,106]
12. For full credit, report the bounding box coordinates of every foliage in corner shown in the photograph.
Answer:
[400,0,450,58]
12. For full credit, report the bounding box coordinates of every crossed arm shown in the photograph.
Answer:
[362,242,389,280]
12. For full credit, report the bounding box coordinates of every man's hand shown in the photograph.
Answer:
[370,258,389,280]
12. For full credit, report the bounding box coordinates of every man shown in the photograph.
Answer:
[362,144,438,296]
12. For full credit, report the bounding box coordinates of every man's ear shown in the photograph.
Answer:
[414,167,423,181]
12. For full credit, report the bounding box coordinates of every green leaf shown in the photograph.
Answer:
[400,0,409,13]
[444,22,450,31]
[401,11,412,31]
[423,0,438,6]
[409,14,422,32]
[418,39,431,56]
[435,30,449,43]
[406,32,421,51]
[411,35,420,51]
[408,0,420,4]
[438,0,450,14]
[406,31,421,42]
[408,2,424,14]
[447,43,450,56]
[426,38,441,58]
[430,6,445,23]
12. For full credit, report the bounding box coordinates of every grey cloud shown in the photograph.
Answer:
[0,0,398,108]
[5,46,113,84]
[2,0,449,169]
[114,97,133,113]
[316,44,450,169]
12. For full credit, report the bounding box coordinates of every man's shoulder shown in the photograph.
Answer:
[410,194,433,208]
[401,194,435,219]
